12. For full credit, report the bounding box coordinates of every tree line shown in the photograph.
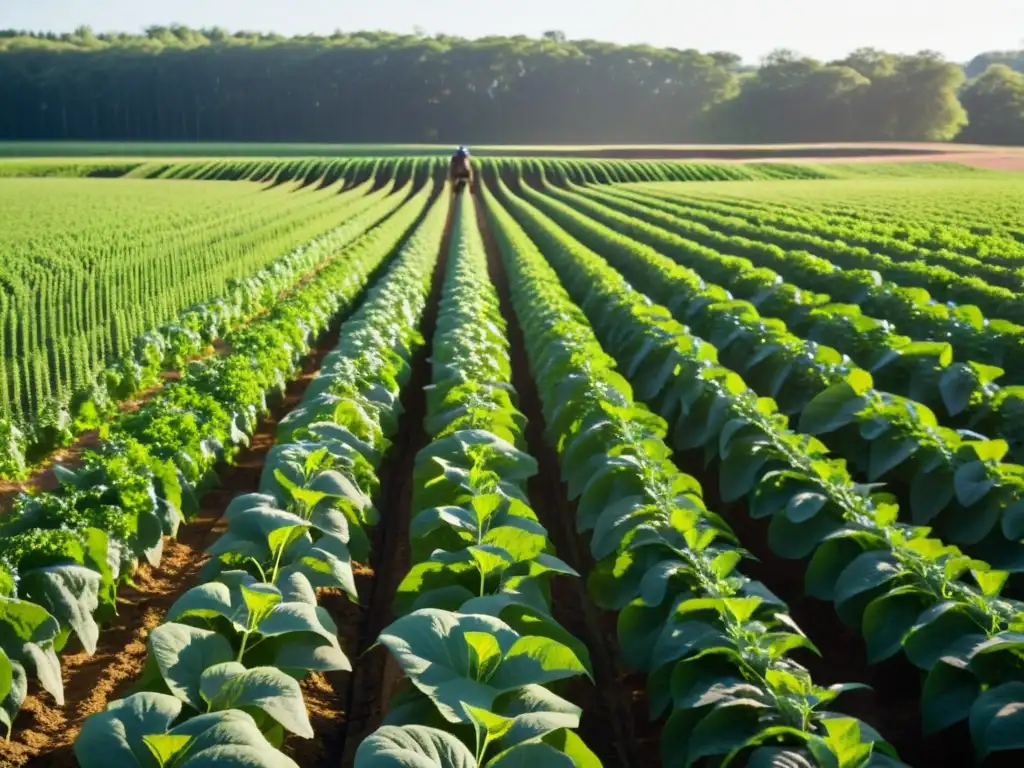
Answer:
[0,27,1022,145]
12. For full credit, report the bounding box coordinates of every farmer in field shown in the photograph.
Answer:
[449,146,472,190]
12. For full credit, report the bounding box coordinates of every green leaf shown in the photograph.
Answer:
[144,734,192,766]
[464,702,515,743]
[922,661,980,734]
[243,583,283,627]
[466,632,504,683]
[354,724,476,767]
[940,364,981,416]
[75,692,183,768]
[861,589,929,664]
[969,681,1024,759]
[489,636,588,690]
[868,437,918,481]
[909,469,954,524]
[147,623,234,710]
[954,461,994,508]
[786,492,828,524]
[203,663,314,738]
[799,379,870,436]
[19,564,101,655]
[377,610,516,723]
[833,551,902,625]
[1002,497,1024,542]
[903,603,984,670]
[687,700,764,763]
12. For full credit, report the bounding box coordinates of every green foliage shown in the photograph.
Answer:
[489,170,1024,761]
[486,180,904,766]
[0,172,411,478]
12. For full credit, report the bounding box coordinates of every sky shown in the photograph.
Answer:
[3,0,1023,63]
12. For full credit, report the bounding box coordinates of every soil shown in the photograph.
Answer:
[476,190,652,767]
[0,316,343,768]
[483,142,1024,171]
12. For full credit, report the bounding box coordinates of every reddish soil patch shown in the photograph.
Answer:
[477,190,650,767]
[739,151,1024,171]
[0,322,343,768]
[494,142,1024,167]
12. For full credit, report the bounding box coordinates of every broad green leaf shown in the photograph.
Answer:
[464,703,515,743]
[376,610,518,723]
[786,492,828,524]
[798,379,869,436]
[144,733,192,766]
[489,636,588,690]
[466,632,504,683]
[833,551,902,625]
[861,589,929,664]
[147,623,234,710]
[909,470,954,524]
[687,699,764,763]
[922,661,980,734]
[243,583,283,627]
[19,564,101,655]
[954,461,994,508]
[204,664,314,738]
[75,692,183,768]
[969,681,1024,759]
[867,437,918,481]
[354,724,476,767]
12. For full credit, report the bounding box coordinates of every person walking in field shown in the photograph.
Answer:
[449,146,472,191]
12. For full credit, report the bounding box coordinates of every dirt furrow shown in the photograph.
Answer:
[334,197,453,767]
[0,321,343,768]
[476,191,649,768]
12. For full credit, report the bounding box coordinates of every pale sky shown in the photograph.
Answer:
[2,0,1022,63]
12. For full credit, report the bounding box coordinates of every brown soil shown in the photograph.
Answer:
[476,189,651,767]
[335,197,452,767]
[483,142,1024,169]
[739,151,1024,171]
[0,320,343,768]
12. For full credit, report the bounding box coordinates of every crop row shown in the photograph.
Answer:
[0,174,418,479]
[626,186,1024,290]
[576,184,1024,466]
[515,182,1024,577]
[71,182,448,766]
[0,181,431,740]
[357,193,601,765]
[652,183,1024,262]
[1,175,360,420]
[481,181,908,766]
[632,187,1024,272]
[559,181,1024,386]
[490,175,1024,762]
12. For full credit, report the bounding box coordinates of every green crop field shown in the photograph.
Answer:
[0,152,1022,768]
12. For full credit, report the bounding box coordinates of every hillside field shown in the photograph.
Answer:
[0,150,1022,768]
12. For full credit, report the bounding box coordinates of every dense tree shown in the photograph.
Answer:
[960,64,1024,144]
[0,29,1018,144]
[966,51,1024,78]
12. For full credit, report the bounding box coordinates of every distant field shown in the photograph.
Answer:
[2,140,1024,167]
[3,152,1024,768]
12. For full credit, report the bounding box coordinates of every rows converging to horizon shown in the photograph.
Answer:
[0,154,1023,767]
